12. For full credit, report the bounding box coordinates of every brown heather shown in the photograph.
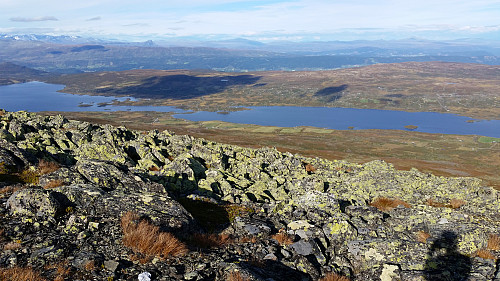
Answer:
[318,272,351,281]
[37,159,60,175]
[449,199,467,209]
[121,211,187,258]
[43,179,64,189]
[148,166,160,171]
[238,236,257,244]
[370,197,411,212]
[227,271,250,281]
[416,231,431,243]
[426,198,467,209]
[474,249,497,260]
[0,266,46,281]
[271,231,294,246]
[487,234,500,251]
[425,199,447,208]
[190,233,233,248]
[305,163,317,173]
[3,241,21,250]
[45,261,71,281]
[83,260,96,271]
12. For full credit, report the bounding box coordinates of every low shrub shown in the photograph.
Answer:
[190,233,233,248]
[370,197,411,212]
[416,231,431,243]
[121,211,187,259]
[227,271,250,281]
[0,266,46,281]
[43,179,64,189]
[426,198,467,209]
[271,231,294,246]
[474,249,497,260]
[448,199,467,209]
[318,272,351,281]
[37,159,60,175]
[487,234,500,251]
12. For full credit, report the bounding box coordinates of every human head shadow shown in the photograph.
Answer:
[314,84,348,102]
[424,231,471,281]
[96,74,262,99]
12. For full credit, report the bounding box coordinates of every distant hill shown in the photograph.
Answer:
[0,62,48,85]
[1,36,499,73]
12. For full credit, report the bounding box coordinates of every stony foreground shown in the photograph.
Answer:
[0,110,499,281]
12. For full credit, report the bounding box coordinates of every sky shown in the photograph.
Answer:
[1,0,500,42]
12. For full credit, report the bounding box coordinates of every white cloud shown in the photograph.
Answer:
[10,16,58,22]
[1,0,499,40]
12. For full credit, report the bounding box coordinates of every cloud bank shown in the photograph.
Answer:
[10,16,58,22]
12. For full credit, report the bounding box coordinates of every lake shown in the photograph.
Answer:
[0,81,185,113]
[1,82,499,137]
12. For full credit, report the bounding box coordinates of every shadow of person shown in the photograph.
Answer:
[424,231,471,281]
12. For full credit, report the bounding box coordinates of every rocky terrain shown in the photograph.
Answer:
[0,109,499,280]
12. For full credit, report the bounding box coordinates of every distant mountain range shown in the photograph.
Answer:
[1,33,499,73]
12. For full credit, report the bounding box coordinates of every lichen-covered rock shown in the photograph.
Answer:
[6,187,65,218]
[0,110,499,281]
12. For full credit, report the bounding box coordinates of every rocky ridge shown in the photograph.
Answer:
[0,109,499,280]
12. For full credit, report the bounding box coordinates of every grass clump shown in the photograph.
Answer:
[426,198,466,209]
[416,231,431,244]
[190,233,233,249]
[474,249,497,260]
[121,211,187,259]
[487,234,500,251]
[318,272,351,281]
[43,179,65,189]
[0,266,46,281]
[37,159,60,175]
[370,197,411,212]
[227,271,250,281]
[271,231,294,246]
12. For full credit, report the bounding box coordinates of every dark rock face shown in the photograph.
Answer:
[0,109,499,280]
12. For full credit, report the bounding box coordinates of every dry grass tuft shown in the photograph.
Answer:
[474,249,497,260]
[227,271,250,281]
[426,198,467,209]
[190,233,233,248]
[305,163,317,173]
[0,266,46,281]
[3,241,21,251]
[45,261,71,281]
[0,186,20,194]
[271,231,294,246]
[43,179,64,189]
[121,211,187,258]
[84,260,96,271]
[318,272,351,281]
[487,234,500,251]
[425,199,447,208]
[416,231,431,244]
[448,199,467,209]
[37,160,60,175]
[148,166,160,171]
[238,236,258,244]
[370,197,411,212]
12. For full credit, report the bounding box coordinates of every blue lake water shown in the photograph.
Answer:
[0,81,185,113]
[1,82,499,137]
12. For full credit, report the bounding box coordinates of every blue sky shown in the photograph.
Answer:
[1,0,500,41]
